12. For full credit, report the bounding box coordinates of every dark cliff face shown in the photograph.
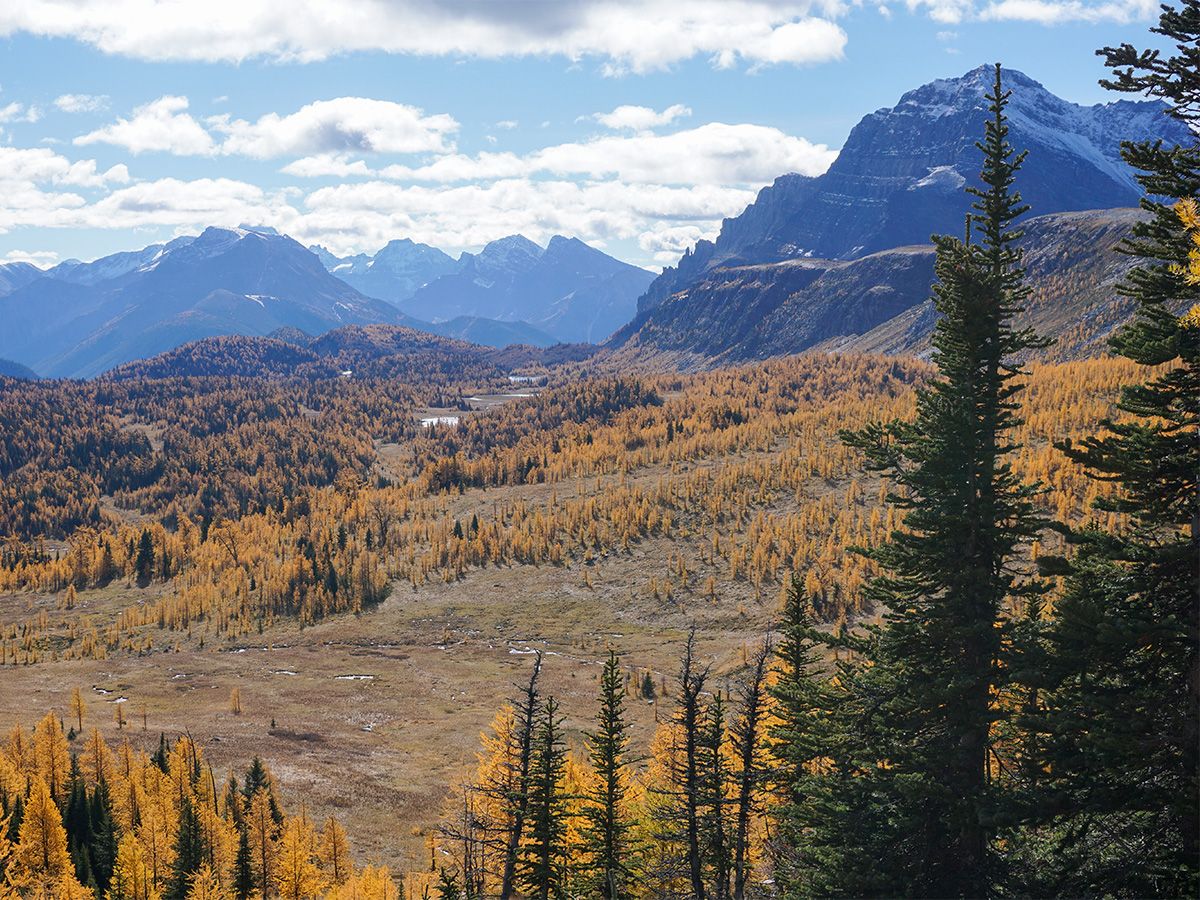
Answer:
[617,208,1149,368]
[628,65,1190,329]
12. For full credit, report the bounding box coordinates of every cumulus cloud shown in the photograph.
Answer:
[0,147,128,187]
[594,104,691,131]
[979,0,1159,24]
[213,98,458,158]
[75,96,216,155]
[0,1,848,71]
[280,154,376,178]
[292,178,758,257]
[373,123,836,186]
[2,248,59,266]
[638,222,720,263]
[902,0,1156,23]
[54,93,110,113]
[0,102,42,124]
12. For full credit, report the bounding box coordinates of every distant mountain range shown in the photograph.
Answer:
[314,234,655,344]
[0,226,650,378]
[612,65,1192,364]
[0,227,419,378]
[2,65,1189,380]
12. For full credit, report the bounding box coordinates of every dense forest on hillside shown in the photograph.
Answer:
[0,6,1197,899]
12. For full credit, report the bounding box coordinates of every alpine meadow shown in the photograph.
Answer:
[0,2,1196,899]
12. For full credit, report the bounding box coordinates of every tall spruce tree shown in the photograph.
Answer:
[582,651,636,898]
[233,825,256,900]
[768,574,876,899]
[834,63,1047,897]
[166,793,204,900]
[520,697,568,900]
[1031,4,1199,895]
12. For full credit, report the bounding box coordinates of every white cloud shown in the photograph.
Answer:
[0,102,42,124]
[280,154,375,178]
[54,93,110,113]
[980,0,1158,24]
[292,178,758,257]
[213,97,458,158]
[0,147,128,187]
[0,1,848,71]
[638,222,720,263]
[375,123,836,187]
[594,104,692,131]
[495,120,519,130]
[75,95,216,155]
[2,248,59,266]
[902,0,1157,23]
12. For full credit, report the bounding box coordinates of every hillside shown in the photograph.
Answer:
[613,208,1143,368]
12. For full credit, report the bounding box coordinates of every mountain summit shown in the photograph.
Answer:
[629,64,1190,319]
[0,227,413,378]
[318,233,655,345]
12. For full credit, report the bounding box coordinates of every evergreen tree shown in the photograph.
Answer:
[166,793,204,899]
[1030,5,1199,894]
[63,768,94,888]
[88,779,117,897]
[520,697,568,900]
[673,629,710,900]
[233,825,256,900]
[134,528,155,586]
[697,693,731,900]
[581,651,636,898]
[833,64,1047,897]
[152,733,170,773]
[729,640,770,900]
[498,652,542,900]
[436,867,463,900]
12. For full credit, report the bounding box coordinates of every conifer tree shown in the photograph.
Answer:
[835,63,1046,897]
[167,792,204,899]
[697,693,731,900]
[1031,5,1199,894]
[672,629,710,900]
[581,651,636,898]
[89,778,117,896]
[498,652,542,900]
[520,697,568,900]
[233,826,256,900]
[729,640,770,900]
[768,574,855,897]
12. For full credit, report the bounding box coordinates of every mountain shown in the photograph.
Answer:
[0,262,42,296]
[628,65,1190,322]
[817,208,1150,362]
[0,227,418,378]
[313,238,458,305]
[0,358,38,379]
[425,316,557,348]
[612,208,1146,370]
[401,235,655,343]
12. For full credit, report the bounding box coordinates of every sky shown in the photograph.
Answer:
[0,0,1171,271]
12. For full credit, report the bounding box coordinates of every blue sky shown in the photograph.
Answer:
[0,0,1170,270]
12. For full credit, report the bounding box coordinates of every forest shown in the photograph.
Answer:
[0,6,1197,900]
